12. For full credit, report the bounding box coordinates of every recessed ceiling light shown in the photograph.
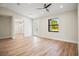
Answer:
[60,5,63,8]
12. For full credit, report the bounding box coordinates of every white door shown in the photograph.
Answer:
[32,20,39,36]
[24,19,32,37]
[15,20,24,34]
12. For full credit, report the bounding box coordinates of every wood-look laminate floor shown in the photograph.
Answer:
[0,34,78,56]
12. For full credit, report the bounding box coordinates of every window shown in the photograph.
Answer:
[48,18,59,32]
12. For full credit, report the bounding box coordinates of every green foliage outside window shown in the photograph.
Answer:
[48,18,59,32]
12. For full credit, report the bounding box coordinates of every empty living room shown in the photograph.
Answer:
[0,3,79,56]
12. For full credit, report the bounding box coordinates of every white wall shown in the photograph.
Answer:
[0,7,32,39]
[34,10,77,43]
[78,4,79,55]
[0,7,16,16]
[0,16,12,39]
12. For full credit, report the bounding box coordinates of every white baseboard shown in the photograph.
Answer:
[54,38,77,44]
[36,35,77,44]
[0,36,12,39]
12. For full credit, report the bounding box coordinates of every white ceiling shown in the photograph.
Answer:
[0,3,77,19]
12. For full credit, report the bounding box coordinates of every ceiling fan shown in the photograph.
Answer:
[37,3,52,12]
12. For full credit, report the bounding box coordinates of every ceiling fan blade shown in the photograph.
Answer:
[45,3,52,8]
[44,4,46,7]
[46,8,49,12]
